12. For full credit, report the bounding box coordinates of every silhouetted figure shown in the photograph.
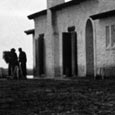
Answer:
[9,48,18,79]
[18,48,27,79]
[3,49,19,79]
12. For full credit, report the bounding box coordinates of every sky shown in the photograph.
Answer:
[0,0,70,69]
[0,0,47,69]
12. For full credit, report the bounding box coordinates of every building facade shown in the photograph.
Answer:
[26,0,115,78]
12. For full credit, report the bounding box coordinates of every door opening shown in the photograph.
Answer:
[62,30,78,77]
[86,19,94,77]
[38,34,45,76]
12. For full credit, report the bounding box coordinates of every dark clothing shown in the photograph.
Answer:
[19,51,27,79]
[8,51,18,78]
[19,51,27,63]
[10,51,18,66]
[8,63,11,76]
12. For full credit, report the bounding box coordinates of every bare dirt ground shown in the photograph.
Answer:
[0,78,115,115]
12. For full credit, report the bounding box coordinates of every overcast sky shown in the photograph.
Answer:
[0,0,70,69]
[0,0,47,69]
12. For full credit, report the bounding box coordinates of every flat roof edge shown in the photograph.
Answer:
[90,9,115,20]
[27,0,89,19]
[28,9,47,20]
[24,29,35,35]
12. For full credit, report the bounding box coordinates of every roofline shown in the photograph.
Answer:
[50,0,89,11]
[90,9,115,20]
[24,29,35,35]
[27,0,90,19]
[28,0,90,19]
[28,9,47,20]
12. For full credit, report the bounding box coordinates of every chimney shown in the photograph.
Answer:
[47,0,64,8]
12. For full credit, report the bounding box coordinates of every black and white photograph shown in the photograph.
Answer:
[0,0,115,114]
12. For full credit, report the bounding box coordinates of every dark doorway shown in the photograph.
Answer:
[38,34,45,75]
[62,31,78,77]
[86,19,94,77]
[35,38,39,76]
[63,32,72,76]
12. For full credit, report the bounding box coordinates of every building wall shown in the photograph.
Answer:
[34,15,47,77]
[98,0,115,12]
[45,9,55,77]
[54,0,115,77]
[95,16,115,77]
[55,0,98,77]
[47,0,64,8]
[33,0,115,78]
[34,15,47,38]
[93,0,115,77]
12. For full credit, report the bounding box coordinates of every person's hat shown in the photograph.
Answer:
[11,48,15,52]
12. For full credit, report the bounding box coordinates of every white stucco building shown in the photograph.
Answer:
[25,0,115,79]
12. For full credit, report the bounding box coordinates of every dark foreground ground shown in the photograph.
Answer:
[0,78,115,115]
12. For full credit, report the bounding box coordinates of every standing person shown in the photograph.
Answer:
[18,48,27,79]
[10,48,18,79]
